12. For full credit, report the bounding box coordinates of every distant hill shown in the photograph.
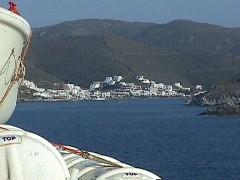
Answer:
[24,19,240,88]
[33,19,240,53]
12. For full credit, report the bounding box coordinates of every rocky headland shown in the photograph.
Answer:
[186,85,240,115]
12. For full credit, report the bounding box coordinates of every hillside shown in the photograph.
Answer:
[24,19,240,88]
[34,19,240,53]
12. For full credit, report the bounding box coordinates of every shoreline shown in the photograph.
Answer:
[17,96,188,103]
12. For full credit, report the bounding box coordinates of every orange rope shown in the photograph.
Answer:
[0,126,9,131]
[52,143,122,167]
[52,143,88,157]
[21,31,32,62]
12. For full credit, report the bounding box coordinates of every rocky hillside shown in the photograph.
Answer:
[186,82,240,115]
[24,19,240,88]
[33,19,240,53]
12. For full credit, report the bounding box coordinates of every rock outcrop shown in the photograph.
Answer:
[186,85,240,115]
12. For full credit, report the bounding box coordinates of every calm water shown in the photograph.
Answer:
[9,98,240,180]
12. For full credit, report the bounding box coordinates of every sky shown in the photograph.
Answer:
[2,0,240,28]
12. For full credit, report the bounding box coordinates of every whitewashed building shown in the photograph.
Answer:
[89,82,101,91]
[113,75,123,82]
[136,75,144,81]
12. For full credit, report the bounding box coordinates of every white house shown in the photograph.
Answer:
[174,83,182,88]
[108,80,116,86]
[164,85,173,92]
[104,77,113,84]
[113,75,123,82]
[89,81,101,91]
[136,75,144,81]
[101,91,111,98]
[152,83,165,89]
[142,79,150,84]
[196,85,203,91]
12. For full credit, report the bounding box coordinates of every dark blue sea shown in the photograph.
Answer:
[8,98,240,180]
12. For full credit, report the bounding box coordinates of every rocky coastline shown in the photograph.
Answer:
[185,85,240,115]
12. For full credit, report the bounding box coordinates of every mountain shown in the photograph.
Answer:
[33,19,240,53]
[24,19,240,88]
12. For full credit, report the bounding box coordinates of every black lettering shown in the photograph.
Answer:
[12,136,16,140]
[125,173,138,176]
[2,136,17,142]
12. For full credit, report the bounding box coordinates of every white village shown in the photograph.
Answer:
[20,75,203,101]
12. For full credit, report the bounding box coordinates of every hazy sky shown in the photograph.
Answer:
[3,0,240,28]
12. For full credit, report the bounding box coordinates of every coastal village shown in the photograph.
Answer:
[19,75,203,101]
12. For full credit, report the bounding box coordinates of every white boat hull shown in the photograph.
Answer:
[0,7,31,124]
[0,125,161,180]
[0,83,18,124]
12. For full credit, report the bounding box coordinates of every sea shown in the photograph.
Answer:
[8,98,240,180]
